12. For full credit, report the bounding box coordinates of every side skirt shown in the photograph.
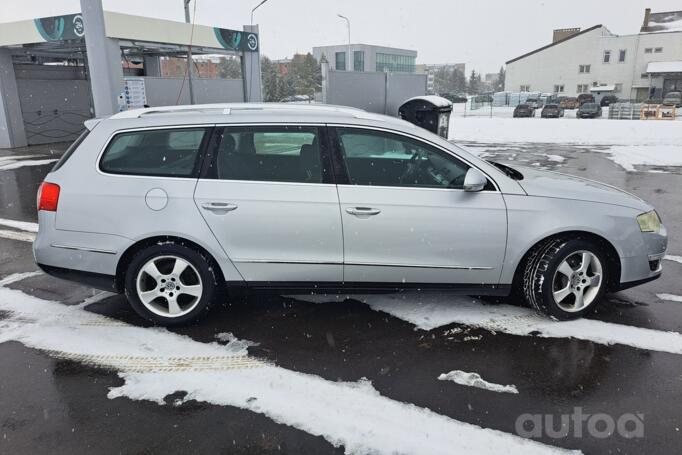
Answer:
[226,281,512,296]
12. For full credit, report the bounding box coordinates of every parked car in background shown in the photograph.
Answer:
[541,104,565,118]
[577,93,595,106]
[577,103,603,118]
[662,91,682,108]
[441,93,468,103]
[600,95,619,107]
[525,97,541,109]
[559,97,580,109]
[513,104,536,117]
[34,103,667,325]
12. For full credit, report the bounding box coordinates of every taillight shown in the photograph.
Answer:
[38,182,60,212]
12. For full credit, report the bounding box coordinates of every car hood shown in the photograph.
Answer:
[514,166,651,211]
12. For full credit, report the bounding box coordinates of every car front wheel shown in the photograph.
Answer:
[523,238,608,320]
[124,242,220,325]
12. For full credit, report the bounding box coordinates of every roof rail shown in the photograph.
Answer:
[109,103,366,120]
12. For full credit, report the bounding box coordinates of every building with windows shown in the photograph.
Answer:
[505,8,682,101]
[416,63,466,94]
[312,44,417,73]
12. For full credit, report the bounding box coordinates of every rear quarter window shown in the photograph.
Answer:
[100,127,209,177]
[52,129,90,172]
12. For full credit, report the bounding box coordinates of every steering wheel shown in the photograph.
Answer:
[449,172,467,189]
[399,150,428,185]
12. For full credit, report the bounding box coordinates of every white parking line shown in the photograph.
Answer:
[0,278,577,455]
[657,294,682,303]
[0,218,39,233]
[0,229,35,243]
[0,271,42,286]
[0,158,57,171]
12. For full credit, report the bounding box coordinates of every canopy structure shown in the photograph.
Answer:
[647,61,682,74]
[0,1,262,148]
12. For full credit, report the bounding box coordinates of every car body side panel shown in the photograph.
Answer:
[339,185,508,284]
[193,180,344,282]
[36,123,244,282]
[500,194,664,285]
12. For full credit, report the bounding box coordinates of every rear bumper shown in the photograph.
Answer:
[37,263,119,292]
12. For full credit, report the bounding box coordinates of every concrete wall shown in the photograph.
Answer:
[325,70,426,116]
[326,71,387,113]
[143,77,244,106]
[385,73,428,116]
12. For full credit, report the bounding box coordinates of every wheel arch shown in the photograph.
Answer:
[511,230,622,292]
[115,235,226,292]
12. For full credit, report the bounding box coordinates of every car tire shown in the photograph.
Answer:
[522,238,608,320]
[124,242,221,326]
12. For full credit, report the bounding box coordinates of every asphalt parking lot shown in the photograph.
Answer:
[1,141,681,454]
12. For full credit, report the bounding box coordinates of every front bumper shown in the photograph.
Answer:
[618,226,667,289]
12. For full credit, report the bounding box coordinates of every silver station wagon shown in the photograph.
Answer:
[34,104,667,325]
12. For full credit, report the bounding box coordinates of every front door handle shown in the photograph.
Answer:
[201,202,238,213]
[346,207,381,216]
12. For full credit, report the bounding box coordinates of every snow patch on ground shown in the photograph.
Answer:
[0,218,39,233]
[0,280,576,455]
[0,158,58,171]
[438,370,519,394]
[657,294,682,303]
[291,293,682,355]
[450,117,682,146]
[596,146,682,172]
[215,332,260,353]
[664,255,682,265]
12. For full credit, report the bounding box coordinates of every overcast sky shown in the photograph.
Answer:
[2,0,680,74]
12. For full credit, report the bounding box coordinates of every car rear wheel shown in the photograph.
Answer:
[124,242,220,325]
[522,238,608,320]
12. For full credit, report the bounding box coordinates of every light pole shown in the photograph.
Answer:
[337,14,351,71]
[251,0,271,25]
[184,0,195,104]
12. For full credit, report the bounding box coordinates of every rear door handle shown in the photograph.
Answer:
[201,202,238,213]
[346,207,381,216]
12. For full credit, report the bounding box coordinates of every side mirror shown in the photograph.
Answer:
[463,168,487,192]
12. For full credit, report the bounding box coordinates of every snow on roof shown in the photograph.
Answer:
[590,85,616,92]
[647,61,682,74]
[646,11,682,33]
[403,95,453,108]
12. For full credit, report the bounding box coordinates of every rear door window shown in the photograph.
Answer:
[208,125,327,183]
[100,127,209,177]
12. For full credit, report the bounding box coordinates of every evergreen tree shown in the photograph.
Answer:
[468,70,481,94]
[217,57,242,79]
[260,56,280,102]
[495,66,506,92]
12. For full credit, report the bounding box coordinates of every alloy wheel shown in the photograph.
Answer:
[135,255,203,317]
[551,250,603,312]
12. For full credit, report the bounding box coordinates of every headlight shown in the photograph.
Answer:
[637,211,661,233]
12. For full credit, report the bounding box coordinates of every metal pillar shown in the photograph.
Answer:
[143,55,162,77]
[81,0,124,117]
[0,49,27,148]
[241,24,262,102]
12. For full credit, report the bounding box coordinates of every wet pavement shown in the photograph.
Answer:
[1,141,681,454]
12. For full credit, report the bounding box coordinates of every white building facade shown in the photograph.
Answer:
[505,11,682,101]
